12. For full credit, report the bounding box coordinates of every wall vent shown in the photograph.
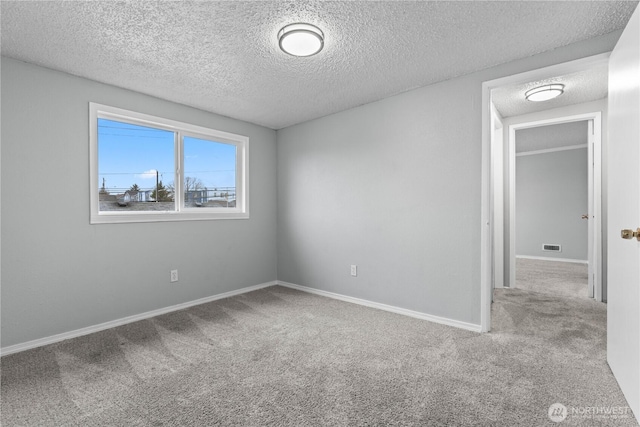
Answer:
[542,244,562,252]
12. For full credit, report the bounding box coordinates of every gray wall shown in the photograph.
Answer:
[1,58,278,348]
[516,148,588,260]
[515,121,589,153]
[277,33,619,326]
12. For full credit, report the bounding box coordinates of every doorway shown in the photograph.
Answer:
[509,115,601,301]
[480,53,609,332]
[510,118,596,300]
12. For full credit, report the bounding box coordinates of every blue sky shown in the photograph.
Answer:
[98,119,236,193]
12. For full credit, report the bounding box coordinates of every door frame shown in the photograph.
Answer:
[480,52,609,332]
[491,104,505,290]
[507,113,602,301]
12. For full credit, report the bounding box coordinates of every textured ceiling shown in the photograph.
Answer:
[492,65,609,118]
[1,1,637,129]
[516,121,588,153]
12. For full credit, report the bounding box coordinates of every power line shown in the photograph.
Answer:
[183,170,236,173]
[99,132,171,139]
[99,171,234,175]
[99,172,171,175]
[98,124,168,132]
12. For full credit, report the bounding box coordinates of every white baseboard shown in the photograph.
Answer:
[2,279,483,356]
[516,255,588,264]
[276,281,482,333]
[0,281,277,357]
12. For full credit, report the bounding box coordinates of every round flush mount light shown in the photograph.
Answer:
[525,84,565,102]
[278,23,324,57]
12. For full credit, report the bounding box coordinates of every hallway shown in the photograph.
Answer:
[515,258,589,299]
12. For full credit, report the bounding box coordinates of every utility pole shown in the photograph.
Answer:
[156,170,159,202]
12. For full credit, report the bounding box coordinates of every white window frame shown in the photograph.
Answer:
[89,103,249,224]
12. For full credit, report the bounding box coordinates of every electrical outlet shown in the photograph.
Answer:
[350,265,357,277]
[170,270,179,283]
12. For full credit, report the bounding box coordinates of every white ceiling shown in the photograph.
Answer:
[516,121,588,153]
[1,1,637,130]
[492,65,609,118]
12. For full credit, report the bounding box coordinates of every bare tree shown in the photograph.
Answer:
[184,176,204,193]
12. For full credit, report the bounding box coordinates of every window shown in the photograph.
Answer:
[90,103,248,223]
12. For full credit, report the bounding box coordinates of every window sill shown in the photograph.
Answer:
[90,210,250,224]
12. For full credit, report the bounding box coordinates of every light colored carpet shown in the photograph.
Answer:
[1,285,636,426]
[516,258,589,299]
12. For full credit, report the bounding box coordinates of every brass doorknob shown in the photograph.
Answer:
[621,228,640,241]
[581,214,589,220]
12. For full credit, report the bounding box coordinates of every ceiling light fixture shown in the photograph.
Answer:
[278,23,324,57]
[525,84,565,102]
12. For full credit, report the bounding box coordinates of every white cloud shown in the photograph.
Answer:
[137,169,158,180]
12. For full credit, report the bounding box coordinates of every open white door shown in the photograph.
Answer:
[607,3,640,418]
